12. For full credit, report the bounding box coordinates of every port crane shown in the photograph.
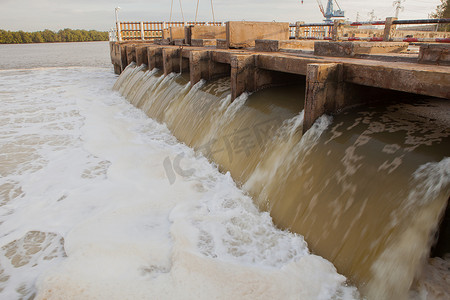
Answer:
[301,0,345,23]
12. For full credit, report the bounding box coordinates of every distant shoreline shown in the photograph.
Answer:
[0,29,108,44]
[0,40,109,45]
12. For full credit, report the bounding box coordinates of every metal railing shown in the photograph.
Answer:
[289,18,450,42]
[349,18,450,26]
[113,21,224,42]
[110,18,449,43]
[289,22,333,39]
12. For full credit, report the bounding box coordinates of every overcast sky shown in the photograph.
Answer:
[0,0,443,31]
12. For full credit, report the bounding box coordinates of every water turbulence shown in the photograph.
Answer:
[115,64,450,299]
[1,65,360,299]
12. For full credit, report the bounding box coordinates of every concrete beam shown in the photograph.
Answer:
[314,41,408,57]
[217,39,228,49]
[418,44,450,66]
[344,63,450,99]
[256,54,317,75]
[154,38,172,45]
[191,39,217,47]
[181,48,192,59]
[229,54,292,100]
[255,39,315,52]
[210,50,232,64]
[174,39,185,46]
[304,63,344,132]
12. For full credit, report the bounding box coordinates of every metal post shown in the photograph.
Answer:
[140,21,145,40]
[115,7,122,42]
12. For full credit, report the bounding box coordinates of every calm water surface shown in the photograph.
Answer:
[0,42,110,70]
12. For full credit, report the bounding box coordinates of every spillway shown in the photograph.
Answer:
[114,63,450,299]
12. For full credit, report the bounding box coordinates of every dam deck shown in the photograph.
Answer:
[111,40,449,131]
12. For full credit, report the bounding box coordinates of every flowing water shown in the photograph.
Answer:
[0,43,365,299]
[114,64,450,300]
[0,42,448,300]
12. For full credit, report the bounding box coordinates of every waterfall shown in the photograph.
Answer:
[114,65,450,299]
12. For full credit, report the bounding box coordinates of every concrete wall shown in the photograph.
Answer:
[226,21,290,48]
[255,39,315,52]
[170,27,185,40]
[191,26,226,40]
[344,28,449,39]
[314,41,408,57]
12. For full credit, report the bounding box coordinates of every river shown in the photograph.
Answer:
[0,42,365,299]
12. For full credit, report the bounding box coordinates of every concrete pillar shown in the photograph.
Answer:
[109,42,114,63]
[383,17,397,42]
[147,47,163,70]
[189,50,210,85]
[162,48,180,75]
[295,21,304,40]
[125,44,137,66]
[113,64,122,75]
[332,20,344,41]
[136,46,148,66]
[304,63,344,133]
[119,44,128,71]
[230,54,255,100]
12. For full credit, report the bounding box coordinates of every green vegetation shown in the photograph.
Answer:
[0,29,109,44]
[430,0,450,31]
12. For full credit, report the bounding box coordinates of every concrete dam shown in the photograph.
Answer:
[110,21,449,299]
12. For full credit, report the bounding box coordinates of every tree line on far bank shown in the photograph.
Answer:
[0,29,109,44]
[430,0,450,31]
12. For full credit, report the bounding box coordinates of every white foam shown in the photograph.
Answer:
[0,67,359,299]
